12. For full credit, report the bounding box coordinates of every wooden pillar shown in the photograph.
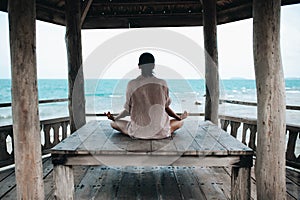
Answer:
[253,0,286,199]
[8,0,44,199]
[65,0,86,133]
[53,165,74,199]
[203,0,219,124]
[231,167,251,200]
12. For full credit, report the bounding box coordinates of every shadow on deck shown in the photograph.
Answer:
[0,157,299,199]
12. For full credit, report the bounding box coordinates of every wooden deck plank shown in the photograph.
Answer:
[92,167,123,199]
[127,139,152,152]
[1,157,53,199]
[76,125,114,153]
[153,166,182,200]
[0,168,14,182]
[151,138,178,154]
[0,168,17,198]
[51,120,100,153]
[74,166,107,199]
[115,166,141,199]
[139,167,160,200]
[286,168,300,186]
[286,176,300,200]
[207,167,232,199]
[173,166,206,199]
[172,121,202,155]
[201,122,253,155]
[192,167,229,200]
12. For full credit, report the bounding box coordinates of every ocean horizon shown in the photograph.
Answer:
[1,78,300,126]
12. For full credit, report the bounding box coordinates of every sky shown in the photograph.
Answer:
[0,4,300,79]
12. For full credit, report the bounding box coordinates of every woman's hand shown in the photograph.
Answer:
[104,111,115,121]
[180,111,188,120]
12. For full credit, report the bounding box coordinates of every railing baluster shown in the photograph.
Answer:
[53,124,60,145]
[43,124,51,150]
[0,132,10,161]
[249,125,257,151]
[242,123,249,145]
[230,121,241,138]
[286,129,298,161]
[220,119,230,131]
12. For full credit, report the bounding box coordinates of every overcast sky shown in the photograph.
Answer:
[0,4,299,79]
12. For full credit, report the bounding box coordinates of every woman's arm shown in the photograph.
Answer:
[165,107,188,120]
[105,110,130,121]
[115,109,130,120]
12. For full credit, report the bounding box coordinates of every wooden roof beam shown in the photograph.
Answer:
[81,0,93,27]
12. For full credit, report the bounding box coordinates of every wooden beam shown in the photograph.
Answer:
[217,3,252,25]
[253,0,286,199]
[203,0,219,124]
[65,0,86,133]
[80,0,93,28]
[8,0,44,199]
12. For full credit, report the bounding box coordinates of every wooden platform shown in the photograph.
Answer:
[0,157,299,199]
[50,120,254,199]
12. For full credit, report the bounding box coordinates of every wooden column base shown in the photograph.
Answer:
[54,165,74,199]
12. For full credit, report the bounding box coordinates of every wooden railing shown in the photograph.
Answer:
[0,117,70,168]
[0,98,299,169]
[219,99,300,169]
[0,98,69,168]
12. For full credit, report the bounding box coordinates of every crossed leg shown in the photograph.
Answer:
[170,119,184,133]
[110,120,130,135]
[110,118,185,136]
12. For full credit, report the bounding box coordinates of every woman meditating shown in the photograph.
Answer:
[105,52,188,139]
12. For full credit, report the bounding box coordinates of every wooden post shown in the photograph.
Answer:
[253,0,286,199]
[231,167,251,200]
[202,0,219,124]
[8,0,44,199]
[53,165,74,199]
[65,0,86,133]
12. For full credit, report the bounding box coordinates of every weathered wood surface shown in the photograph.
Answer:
[8,0,44,199]
[51,120,253,157]
[65,0,86,133]
[1,161,299,199]
[53,165,74,199]
[203,0,219,124]
[0,157,53,199]
[231,167,251,200]
[51,120,253,199]
[253,0,287,199]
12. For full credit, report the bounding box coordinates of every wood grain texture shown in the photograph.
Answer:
[65,0,86,133]
[53,165,74,200]
[203,0,219,124]
[51,120,253,157]
[231,167,251,200]
[253,0,287,199]
[8,0,44,199]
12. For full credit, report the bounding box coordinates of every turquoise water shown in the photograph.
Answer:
[1,78,300,125]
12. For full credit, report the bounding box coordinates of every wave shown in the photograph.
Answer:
[0,114,12,120]
[109,95,123,98]
[286,90,300,94]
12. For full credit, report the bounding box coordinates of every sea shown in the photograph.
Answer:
[1,78,300,156]
[1,78,300,126]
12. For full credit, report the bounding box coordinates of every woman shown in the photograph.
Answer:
[105,52,187,139]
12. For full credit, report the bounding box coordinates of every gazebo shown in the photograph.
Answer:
[0,0,299,199]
